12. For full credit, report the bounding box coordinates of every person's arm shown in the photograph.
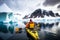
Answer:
[26,22,29,28]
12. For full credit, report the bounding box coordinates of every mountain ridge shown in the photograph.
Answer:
[23,9,60,19]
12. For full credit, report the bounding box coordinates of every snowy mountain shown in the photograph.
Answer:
[23,9,60,19]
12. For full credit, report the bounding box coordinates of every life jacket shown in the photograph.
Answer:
[29,22,35,28]
[26,23,29,28]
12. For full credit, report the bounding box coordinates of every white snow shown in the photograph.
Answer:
[23,17,60,23]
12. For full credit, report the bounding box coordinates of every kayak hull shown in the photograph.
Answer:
[26,28,39,40]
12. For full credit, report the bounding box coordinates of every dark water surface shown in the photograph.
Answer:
[0,29,60,40]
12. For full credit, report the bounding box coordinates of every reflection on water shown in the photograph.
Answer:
[0,28,60,40]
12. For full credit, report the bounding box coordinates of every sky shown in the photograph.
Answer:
[0,0,60,15]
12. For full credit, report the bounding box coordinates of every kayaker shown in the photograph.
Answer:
[26,19,35,30]
[26,19,40,40]
[26,19,36,40]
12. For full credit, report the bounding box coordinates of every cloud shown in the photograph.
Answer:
[43,0,60,6]
[57,5,60,11]
[1,0,60,14]
[0,3,12,12]
[0,0,40,11]
[57,5,60,8]
[0,0,4,5]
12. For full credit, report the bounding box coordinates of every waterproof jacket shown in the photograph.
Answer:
[26,21,35,29]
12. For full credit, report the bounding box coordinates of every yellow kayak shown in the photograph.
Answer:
[26,28,39,40]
